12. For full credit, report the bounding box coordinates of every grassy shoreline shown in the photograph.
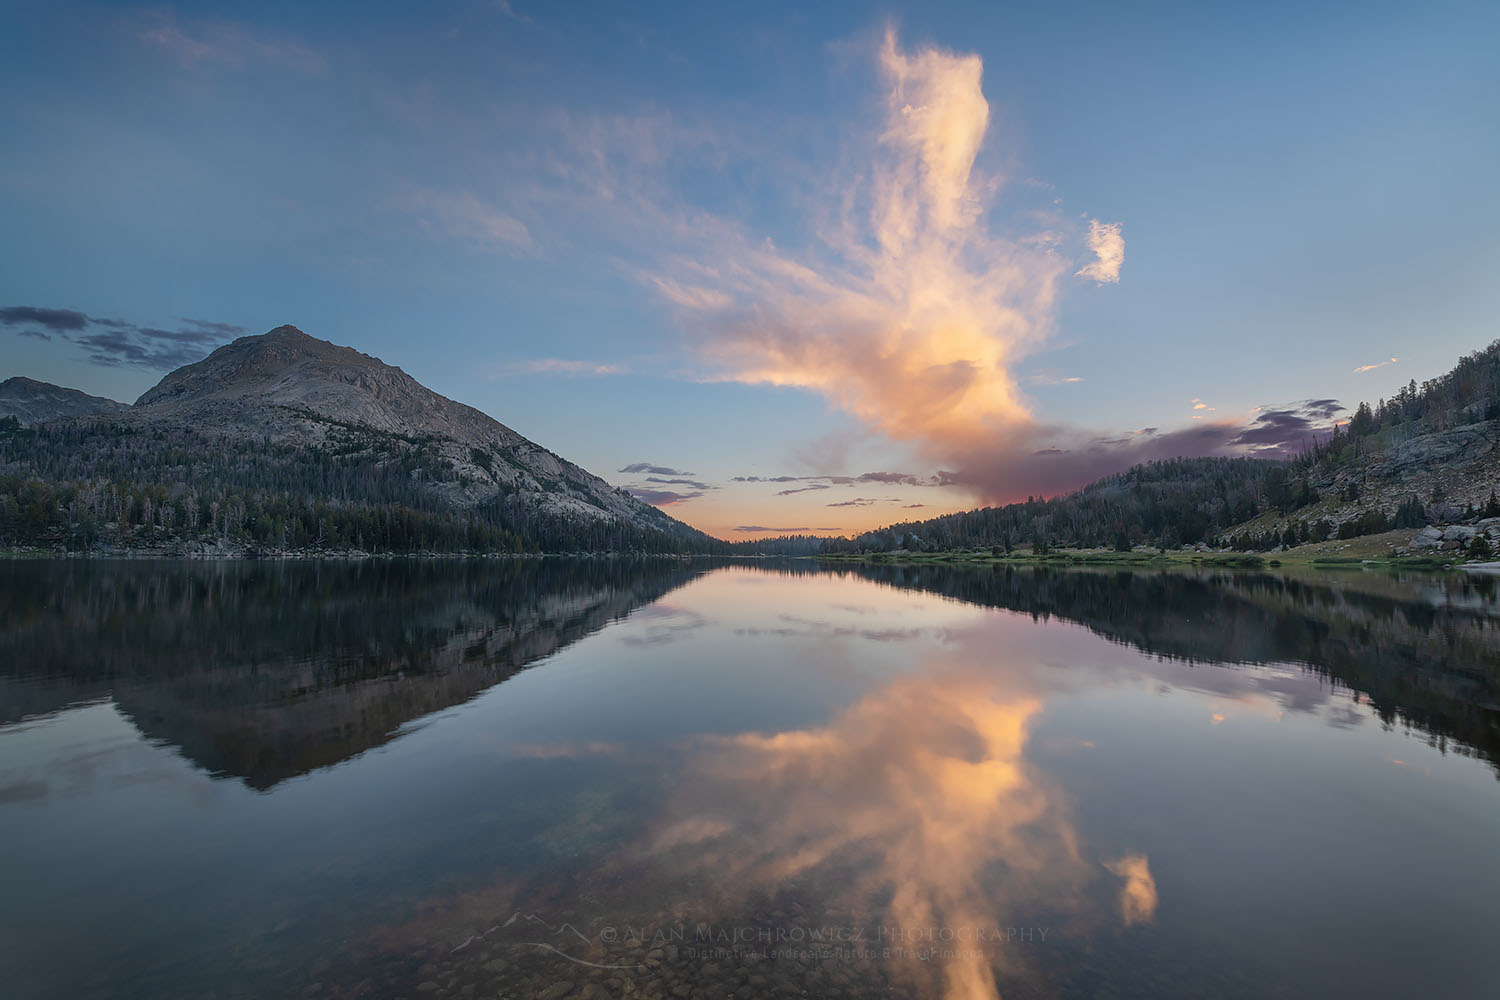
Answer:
[815,548,1456,572]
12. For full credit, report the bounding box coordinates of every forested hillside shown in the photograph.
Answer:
[0,417,721,554]
[822,457,1280,554]
[825,340,1500,554]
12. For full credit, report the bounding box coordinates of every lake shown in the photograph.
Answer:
[2,558,1499,1000]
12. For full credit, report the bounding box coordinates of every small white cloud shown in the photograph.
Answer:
[1075,219,1124,284]
[1353,357,1398,374]
[1024,371,1084,386]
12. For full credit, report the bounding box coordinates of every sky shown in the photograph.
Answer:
[2,0,1497,540]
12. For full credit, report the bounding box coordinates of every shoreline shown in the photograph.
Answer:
[814,549,1462,573]
[0,547,746,562]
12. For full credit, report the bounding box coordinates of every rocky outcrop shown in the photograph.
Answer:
[0,376,127,424]
[1407,519,1500,552]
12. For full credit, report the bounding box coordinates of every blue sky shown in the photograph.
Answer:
[2,0,1497,538]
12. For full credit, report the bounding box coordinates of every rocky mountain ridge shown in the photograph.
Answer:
[0,376,128,424]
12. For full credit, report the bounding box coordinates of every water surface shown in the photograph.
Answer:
[2,558,1498,999]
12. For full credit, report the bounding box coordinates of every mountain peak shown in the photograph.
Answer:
[134,325,382,408]
[131,324,527,463]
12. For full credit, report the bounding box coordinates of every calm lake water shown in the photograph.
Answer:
[3,558,1499,1000]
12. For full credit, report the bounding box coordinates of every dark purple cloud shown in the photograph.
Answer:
[620,462,694,475]
[0,306,91,332]
[626,486,704,505]
[1228,402,1343,450]
[937,399,1345,504]
[733,525,810,533]
[76,327,223,370]
[1,305,247,371]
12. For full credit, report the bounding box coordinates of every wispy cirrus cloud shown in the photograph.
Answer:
[494,1,534,26]
[732,525,809,533]
[1353,357,1398,374]
[141,13,323,73]
[1,306,245,370]
[399,188,534,254]
[646,475,714,491]
[494,358,625,377]
[1023,371,1084,386]
[736,470,945,489]
[1075,219,1124,284]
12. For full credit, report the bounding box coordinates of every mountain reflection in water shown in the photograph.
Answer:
[1,560,1498,1000]
[0,558,709,789]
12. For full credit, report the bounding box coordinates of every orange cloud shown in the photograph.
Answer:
[1353,357,1398,373]
[652,29,1076,456]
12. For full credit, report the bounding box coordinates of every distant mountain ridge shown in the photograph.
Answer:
[0,376,127,424]
[0,325,716,554]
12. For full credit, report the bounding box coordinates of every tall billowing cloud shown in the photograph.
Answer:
[644,31,1154,506]
[1075,219,1124,284]
[654,29,1071,459]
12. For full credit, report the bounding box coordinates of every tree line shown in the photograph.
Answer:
[0,416,727,554]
